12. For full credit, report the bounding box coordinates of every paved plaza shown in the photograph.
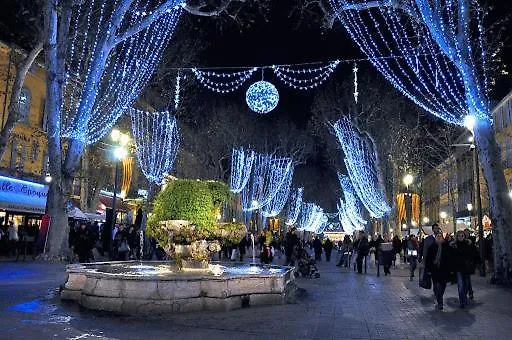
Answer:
[1,255,512,340]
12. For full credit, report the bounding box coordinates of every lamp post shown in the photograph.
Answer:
[461,115,485,276]
[109,129,129,256]
[403,174,414,235]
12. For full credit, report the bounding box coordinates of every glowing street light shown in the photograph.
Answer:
[422,216,429,224]
[467,203,473,211]
[440,211,447,219]
[44,173,52,183]
[403,174,414,188]
[463,115,476,132]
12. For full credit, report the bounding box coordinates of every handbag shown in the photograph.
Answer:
[419,272,432,289]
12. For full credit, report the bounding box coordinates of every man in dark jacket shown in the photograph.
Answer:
[313,237,323,261]
[426,233,455,310]
[452,231,480,307]
[285,227,299,266]
[356,231,369,274]
[74,223,93,263]
[238,235,248,262]
[323,238,334,262]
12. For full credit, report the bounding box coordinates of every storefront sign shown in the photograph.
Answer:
[0,175,48,214]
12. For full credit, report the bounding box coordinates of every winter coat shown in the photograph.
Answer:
[452,239,480,275]
[285,232,299,257]
[357,237,370,257]
[313,239,323,254]
[323,239,334,255]
[74,228,93,258]
[425,242,455,283]
[392,237,402,254]
[421,235,436,261]
[238,236,248,254]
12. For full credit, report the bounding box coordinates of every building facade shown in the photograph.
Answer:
[422,90,512,233]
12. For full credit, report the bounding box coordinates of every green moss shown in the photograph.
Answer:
[147,179,234,244]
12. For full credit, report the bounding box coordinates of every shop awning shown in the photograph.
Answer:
[0,175,48,214]
[98,195,129,212]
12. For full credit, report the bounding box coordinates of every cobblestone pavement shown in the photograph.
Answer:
[1,254,512,340]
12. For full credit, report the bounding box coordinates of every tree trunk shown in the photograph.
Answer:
[0,42,43,158]
[80,147,89,211]
[475,120,512,284]
[44,0,72,258]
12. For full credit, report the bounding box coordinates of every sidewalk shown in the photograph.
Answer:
[1,255,511,339]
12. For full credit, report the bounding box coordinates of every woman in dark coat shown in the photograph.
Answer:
[426,233,455,310]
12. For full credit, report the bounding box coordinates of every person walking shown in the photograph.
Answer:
[74,223,93,263]
[464,229,480,300]
[452,230,479,308]
[336,235,353,267]
[392,235,401,266]
[285,227,299,266]
[313,236,323,261]
[407,234,420,280]
[323,237,334,262]
[238,234,248,262]
[7,221,19,257]
[419,223,441,285]
[355,231,369,274]
[425,233,455,310]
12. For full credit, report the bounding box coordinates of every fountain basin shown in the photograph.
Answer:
[61,261,295,315]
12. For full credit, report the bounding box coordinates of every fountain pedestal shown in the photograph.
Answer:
[61,261,295,315]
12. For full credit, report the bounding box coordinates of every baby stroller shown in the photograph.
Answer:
[295,247,320,278]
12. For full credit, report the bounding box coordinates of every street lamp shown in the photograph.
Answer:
[440,211,447,219]
[109,129,130,257]
[403,174,414,189]
[44,173,52,183]
[422,216,429,224]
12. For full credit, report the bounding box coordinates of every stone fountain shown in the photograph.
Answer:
[61,261,295,315]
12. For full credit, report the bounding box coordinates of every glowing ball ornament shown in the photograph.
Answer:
[246,81,279,114]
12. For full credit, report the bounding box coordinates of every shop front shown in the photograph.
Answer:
[0,174,48,225]
[0,175,48,255]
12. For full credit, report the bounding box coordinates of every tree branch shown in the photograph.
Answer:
[0,41,43,158]
[182,0,237,16]
[112,0,183,47]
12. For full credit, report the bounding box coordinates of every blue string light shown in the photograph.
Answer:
[333,117,391,218]
[230,147,255,193]
[246,81,280,114]
[241,153,293,212]
[329,0,491,126]
[62,0,184,144]
[338,173,367,226]
[261,169,293,217]
[130,108,180,184]
[285,187,304,226]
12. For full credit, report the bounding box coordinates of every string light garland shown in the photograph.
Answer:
[241,153,293,212]
[353,63,359,103]
[62,0,184,144]
[130,108,180,184]
[230,147,255,193]
[338,173,367,226]
[246,81,280,114]
[174,71,181,109]
[191,68,257,93]
[261,169,293,217]
[271,60,340,90]
[285,187,304,226]
[329,0,491,126]
[333,116,391,218]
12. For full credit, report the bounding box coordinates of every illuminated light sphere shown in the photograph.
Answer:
[246,81,279,114]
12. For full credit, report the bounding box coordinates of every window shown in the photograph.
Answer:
[18,87,31,124]
[30,140,39,161]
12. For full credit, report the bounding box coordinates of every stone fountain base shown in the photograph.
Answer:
[61,261,295,315]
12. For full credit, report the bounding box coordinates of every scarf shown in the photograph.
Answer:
[433,243,443,268]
